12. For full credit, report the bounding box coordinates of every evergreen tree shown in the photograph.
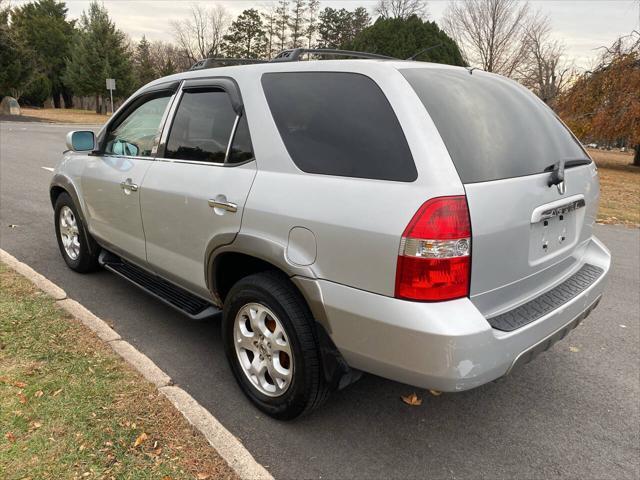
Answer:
[348,16,465,66]
[274,0,289,52]
[10,0,75,107]
[305,0,320,49]
[135,35,156,87]
[160,57,177,77]
[223,9,267,59]
[317,8,369,49]
[288,0,306,49]
[0,2,38,100]
[64,1,134,113]
[262,6,278,59]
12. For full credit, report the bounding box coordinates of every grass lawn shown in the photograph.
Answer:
[0,264,237,480]
[588,149,640,227]
[20,107,110,125]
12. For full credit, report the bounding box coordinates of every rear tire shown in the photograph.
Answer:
[222,271,330,420]
[54,192,100,273]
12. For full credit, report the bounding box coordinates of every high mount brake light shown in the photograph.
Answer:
[395,196,471,301]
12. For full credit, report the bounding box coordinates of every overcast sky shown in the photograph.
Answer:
[15,0,640,69]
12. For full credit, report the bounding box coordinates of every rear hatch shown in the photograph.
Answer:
[402,67,598,318]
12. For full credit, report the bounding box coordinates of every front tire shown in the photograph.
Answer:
[222,271,330,420]
[54,192,100,273]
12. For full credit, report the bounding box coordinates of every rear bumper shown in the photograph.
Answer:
[297,236,610,391]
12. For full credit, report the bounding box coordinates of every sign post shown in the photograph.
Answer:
[106,78,116,115]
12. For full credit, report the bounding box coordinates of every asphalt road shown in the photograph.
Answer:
[1,120,639,480]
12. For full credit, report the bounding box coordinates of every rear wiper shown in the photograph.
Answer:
[544,158,591,187]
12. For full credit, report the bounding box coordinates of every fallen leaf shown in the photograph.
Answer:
[18,392,27,404]
[401,393,423,406]
[52,388,63,397]
[429,389,442,397]
[569,346,580,353]
[196,474,210,480]
[34,390,44,398]
[5,432,16,442]
[30,421,42,430]
[13,381,27,388]
[133,432,148,448]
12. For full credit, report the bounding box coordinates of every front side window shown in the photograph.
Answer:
[261,72,417,182]
[105,95,171,157]
[165,90,238,163]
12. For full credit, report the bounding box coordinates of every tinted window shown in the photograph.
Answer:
[105,95,171,157]
[227,114,254,164]
[165,90,237,163]
[401,68,589,183]
[262,72,417,182]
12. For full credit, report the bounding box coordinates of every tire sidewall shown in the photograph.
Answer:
[222,279,313,420]
[54,193,91,271]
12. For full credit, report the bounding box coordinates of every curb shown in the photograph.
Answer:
[0,249,274,480]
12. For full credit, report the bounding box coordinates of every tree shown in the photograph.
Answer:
[262,5,279,59]
[317,7,370,49]
[171,4,229,64]
[275,0,289,52]
[288,0,306,49]
[443,0,531,76]
[375,0,428,20]
[555,33,640,166]
[149,40,190,74]
[64,1,134,113]
[348,15,465,66]
[10,0,75,107]
[305,0,320,49]
[135,36,156,87]
[223,9,267,59]
[517,13,571,104]
[0,0,39,100]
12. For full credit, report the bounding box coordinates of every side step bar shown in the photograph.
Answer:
[99,251,221,321]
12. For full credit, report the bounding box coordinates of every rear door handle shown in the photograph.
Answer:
[120,178,139,192]
[208,198,237,213]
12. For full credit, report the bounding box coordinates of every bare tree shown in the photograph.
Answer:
[170,4,230,64]
[443,0,530,76]
[518,12,571,104]
[375,0,428,20]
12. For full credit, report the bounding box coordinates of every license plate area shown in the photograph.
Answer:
[529,196,585,263]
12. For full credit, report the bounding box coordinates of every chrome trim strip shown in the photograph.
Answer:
[224,114,241,164]
[531,194,585,224]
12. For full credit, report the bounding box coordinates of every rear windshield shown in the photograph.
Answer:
[401,68,589,183]
[262,72,417,182]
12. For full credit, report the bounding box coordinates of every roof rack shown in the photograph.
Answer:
[189,58,269,71]
[270,48,398,63]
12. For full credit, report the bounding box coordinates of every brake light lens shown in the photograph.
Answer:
[395,196,471,301]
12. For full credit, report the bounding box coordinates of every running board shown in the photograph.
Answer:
[99,251,221,321]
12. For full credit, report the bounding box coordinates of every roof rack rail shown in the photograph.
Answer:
[270,48,398,63]
[189,58,269,71]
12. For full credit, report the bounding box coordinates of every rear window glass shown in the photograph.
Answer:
[401,68,589,183]
[262,72,417,182]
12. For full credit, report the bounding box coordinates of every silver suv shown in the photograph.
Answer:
[50,50,611,419]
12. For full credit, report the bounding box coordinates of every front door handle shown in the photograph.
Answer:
[120,178,139,192]
[208,198,237,213]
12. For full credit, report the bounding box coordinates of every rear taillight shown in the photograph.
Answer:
[395,196,471,301]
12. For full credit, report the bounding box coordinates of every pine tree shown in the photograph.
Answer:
[135,35,156,87]
[305,0,320,49]
[274,0,289,52]
[262,6,278,59]
[222,9,267,59]
[288,0,306,49]
[64,1,134,113]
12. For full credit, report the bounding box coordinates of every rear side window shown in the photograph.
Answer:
[401,68,589,183]
[165,90,237,163]
[262,72,417,182]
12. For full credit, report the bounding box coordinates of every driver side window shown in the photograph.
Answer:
[105,95,172,157]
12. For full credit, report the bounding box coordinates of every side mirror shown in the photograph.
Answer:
[66,131,95,152]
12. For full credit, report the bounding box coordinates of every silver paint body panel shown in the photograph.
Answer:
[51,60,611,391]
